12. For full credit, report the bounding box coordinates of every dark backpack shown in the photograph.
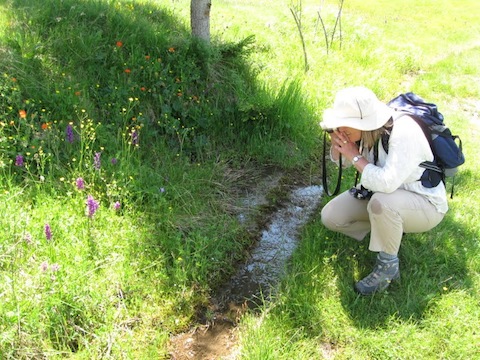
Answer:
[385,92,465,197]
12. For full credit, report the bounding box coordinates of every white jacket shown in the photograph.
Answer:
[361,115,448,214]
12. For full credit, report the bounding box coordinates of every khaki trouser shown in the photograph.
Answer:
[321,189,445,255]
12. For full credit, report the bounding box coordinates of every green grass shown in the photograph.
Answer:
[1,0,480,358]
[233,1,480,359]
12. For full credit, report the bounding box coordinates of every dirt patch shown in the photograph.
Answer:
[169,319,240,360]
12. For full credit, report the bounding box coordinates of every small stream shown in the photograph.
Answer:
[217,184,324,305]
[170,180,325,359]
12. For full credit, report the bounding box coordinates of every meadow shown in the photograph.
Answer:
[1,0,479,359]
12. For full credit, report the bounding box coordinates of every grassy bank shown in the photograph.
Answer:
[1,0,479,358]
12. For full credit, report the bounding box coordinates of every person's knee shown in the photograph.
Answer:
[320,204,337,230]
[320,206,331,226]
[368,197,383,215]
[367,193,401,225]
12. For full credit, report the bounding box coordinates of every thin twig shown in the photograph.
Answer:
[290,6,309,72]
[330,0,345,49]
[316,11,329,54]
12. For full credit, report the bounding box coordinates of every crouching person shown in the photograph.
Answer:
[320,87,447,295]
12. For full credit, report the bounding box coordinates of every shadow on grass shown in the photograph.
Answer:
[279,167,477,336]
[3,0,315,161]
[325,170,476,328]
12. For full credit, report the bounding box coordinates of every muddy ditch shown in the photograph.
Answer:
[169,167,324,360]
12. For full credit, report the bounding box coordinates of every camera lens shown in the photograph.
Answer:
[349,186,373,200]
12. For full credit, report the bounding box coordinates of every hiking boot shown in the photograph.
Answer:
[355,257,400,295]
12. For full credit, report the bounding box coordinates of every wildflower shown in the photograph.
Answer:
[140,86,146,91]
[124,68,131,74]
[44,223,52,240]
[19,110,27,118]
[66,124,75,143]
[111,157,118,165]
[41,123,48,130]
[76,177,85,190]
[94,152,101,170]
[114,201,121,211]
[15,154,24,167]
[40,261,49,272]
[86,195,99,218]
[116,41,123,47]
[24,232,32,245]
[51,263,60,272]
[160,187,165,193]
[168,47,175,53]
[131,130,139,145]
[145,55,150,60]
[74,91,81,96]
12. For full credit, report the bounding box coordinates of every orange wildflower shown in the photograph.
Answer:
[145,55,150,60]
[116,41,123,47]
[41,122,52,130]
[75,91,81,96]
[168,47,175,53]
[124,68,131,74]
[19,110,27,118]
[140,87,146,92]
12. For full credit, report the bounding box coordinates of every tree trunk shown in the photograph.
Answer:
[191,0,211,43]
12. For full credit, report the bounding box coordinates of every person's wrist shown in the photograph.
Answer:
[352,154,363,163]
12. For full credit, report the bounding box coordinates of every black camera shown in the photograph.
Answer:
[319,122,337,134]
[349,186,373,200]
[322,126,337,134]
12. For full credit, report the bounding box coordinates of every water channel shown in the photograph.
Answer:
[170,177,325,359]
[217,183,324,306]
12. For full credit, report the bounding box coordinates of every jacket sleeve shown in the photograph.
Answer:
[360,116,434,193]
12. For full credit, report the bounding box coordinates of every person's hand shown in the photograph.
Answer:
[330,129,360,162]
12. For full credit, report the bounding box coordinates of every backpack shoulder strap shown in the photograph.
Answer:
[379,113,442,172]
[391,112,434,154]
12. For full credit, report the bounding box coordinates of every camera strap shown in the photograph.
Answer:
[322,131,343,196]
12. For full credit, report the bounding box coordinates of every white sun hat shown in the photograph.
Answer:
[321,87,394,131]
